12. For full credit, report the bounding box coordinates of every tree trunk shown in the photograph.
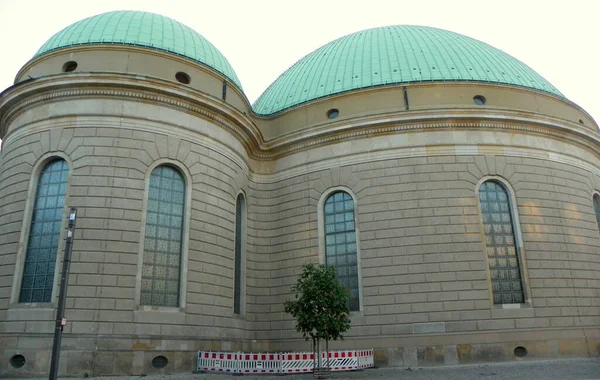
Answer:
[313,337,330,379]
[317,338,321,369]
[325,339,329,369]
[312,337,317,369]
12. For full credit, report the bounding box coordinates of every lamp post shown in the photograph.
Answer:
[48,207,77,380]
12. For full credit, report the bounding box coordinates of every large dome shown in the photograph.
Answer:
[253,25,562,115]
[35,11,242,88]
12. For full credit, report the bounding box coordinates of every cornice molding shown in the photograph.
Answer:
[2,74,600,164]
[0,74,262,154]
[275,116,600,159]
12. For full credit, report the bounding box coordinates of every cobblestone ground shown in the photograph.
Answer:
[6,358,600,380]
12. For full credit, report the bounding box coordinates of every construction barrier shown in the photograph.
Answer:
[196,351,239,373]
[280,352,315,373]
[238,353,281,374]
[322,350,359,372]
[357,349,374,369]
[196,349,374,375]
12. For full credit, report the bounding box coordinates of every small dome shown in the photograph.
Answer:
[253,25,562,115]
[35,11,242,88]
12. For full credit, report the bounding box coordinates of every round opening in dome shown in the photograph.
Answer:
[10,354,26,368]
[62,61,77,73]
[151,355,168,369]
[327,109,339,119]
[514,346,527,358]
[473,95,486,105]
[175,72,191,84]
[35,11,242,88]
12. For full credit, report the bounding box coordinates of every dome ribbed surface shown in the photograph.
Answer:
[253,25,562,115]
[35,11,242,88]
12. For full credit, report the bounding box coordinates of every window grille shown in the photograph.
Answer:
[479,180,524,304]
[20,159,69,303]
[593,194,600,231]
[234,193,245,314]
[141,166,185,307]
[324,191,360,311]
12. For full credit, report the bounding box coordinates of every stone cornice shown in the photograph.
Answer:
[269,112,600,159]
[1,73,600,164]
[0,73,262,154]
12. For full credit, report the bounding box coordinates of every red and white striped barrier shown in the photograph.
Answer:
[357,349,374,369]
[196,349,374,375]
[238,353,281,374]
[196,351,239,373]
[321,350,359,371]
[280,352,315,373]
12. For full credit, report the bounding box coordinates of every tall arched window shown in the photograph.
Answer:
[20,159,69,303]
[324,191,360,311]
[141,166,185,307]
[593,194,600,231]
[233,193,245,314]
[479,180,524,304]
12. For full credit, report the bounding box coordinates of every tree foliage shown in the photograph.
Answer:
[284,264,351,341]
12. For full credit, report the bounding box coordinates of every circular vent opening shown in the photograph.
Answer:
[327,109,339,119]
[151,355,168,369]
[175,72,191,84]
[62,61,78,72]
[10,354,26,368]
[514,346,527,358]
[473,95,486,105]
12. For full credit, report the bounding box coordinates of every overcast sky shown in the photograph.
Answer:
[0,0,598,129]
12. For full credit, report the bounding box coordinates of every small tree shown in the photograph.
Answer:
[284,264,351,372]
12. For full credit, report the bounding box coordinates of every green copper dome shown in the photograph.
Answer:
[35,11,242,88]
[253,25,562,115]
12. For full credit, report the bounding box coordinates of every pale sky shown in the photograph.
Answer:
[0,0,599,129]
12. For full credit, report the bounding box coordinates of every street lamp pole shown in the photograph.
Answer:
[48,207,77,380]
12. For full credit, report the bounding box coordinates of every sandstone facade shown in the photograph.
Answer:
[0,12,599,377]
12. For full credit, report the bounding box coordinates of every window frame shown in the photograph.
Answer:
[135,160,191,311]
[10,153,72,307]
[475,176,531,308]
[233,191,247,317]
[592,192,600,234]
[317,186,363,313]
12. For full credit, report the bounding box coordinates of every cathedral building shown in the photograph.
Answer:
[0,10,598,376]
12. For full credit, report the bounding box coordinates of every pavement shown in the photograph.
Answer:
[6,358,600,380]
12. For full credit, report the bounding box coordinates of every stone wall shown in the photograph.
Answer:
[0,82,599,376]
[0,96,262,375]
[258,153,600,364]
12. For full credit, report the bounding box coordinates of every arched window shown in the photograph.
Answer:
[20,159,69,303]
[141,166,185,307]
[324,191,360,311]
[593,194,600,231]
[479,180,524,304]
[233,193,246,314]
